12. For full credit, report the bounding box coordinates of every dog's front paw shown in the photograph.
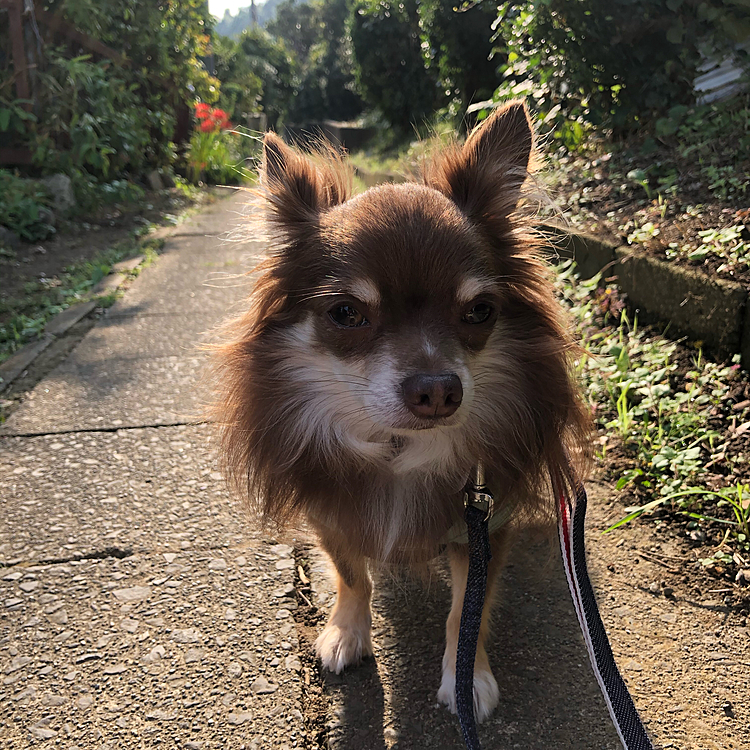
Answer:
[437,665,499,723]
[316,622,373,674]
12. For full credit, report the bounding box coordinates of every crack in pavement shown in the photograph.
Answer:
[43,547,133,567]
[0,420,205,439]
[0,547,134,568]
[291,545,331,750]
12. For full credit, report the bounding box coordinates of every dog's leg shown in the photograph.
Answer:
[437,530,510,723]
[315,541,373,674]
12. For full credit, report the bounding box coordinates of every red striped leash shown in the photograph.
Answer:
[554,466,654,749]
[455,464,655,749]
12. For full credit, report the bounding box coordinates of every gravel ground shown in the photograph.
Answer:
[0,544,305,748]
[1,190,305,748]
[0,425,247,567]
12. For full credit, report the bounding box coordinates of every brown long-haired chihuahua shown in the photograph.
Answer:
[213,101,589,722]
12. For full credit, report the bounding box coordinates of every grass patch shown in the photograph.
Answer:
[348,150,410,176]
[0,231,163,366]
[558,262,750,562]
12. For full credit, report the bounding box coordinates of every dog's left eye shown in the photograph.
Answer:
[328,304,368,328]
[462,303,493,324]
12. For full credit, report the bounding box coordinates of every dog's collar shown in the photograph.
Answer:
[439,462,513,546]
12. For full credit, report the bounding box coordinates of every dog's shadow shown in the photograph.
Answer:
[323,532,623,750]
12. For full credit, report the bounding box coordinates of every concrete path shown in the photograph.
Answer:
[1,191,307,748]
[1,189,624,748]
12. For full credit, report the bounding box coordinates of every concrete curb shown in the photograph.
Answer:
[0,256,144,394]
[545,223,749,366]
[0,335,56,393]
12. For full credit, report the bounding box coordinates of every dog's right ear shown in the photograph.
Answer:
[262,132,350,232]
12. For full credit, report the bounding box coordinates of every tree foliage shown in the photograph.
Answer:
[350,0,439,132]
[233,27,297,129]
[268,0,363,123]
[53,0,219,118]
[10,0,220,178]
[212,34,265,125]
[419,0,501,115]
[214,0,286,37]
[493,0,750,133]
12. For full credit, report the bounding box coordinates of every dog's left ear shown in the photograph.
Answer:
[262,132,350,235]
[426,100,534,235]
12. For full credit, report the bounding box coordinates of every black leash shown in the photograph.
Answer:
[455,462,654,750]
[456,501,492,750]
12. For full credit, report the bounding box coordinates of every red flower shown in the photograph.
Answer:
[194,105,232,132]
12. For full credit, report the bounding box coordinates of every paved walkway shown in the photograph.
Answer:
[0,190,624,748]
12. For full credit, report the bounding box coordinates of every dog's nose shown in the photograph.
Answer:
[401,373,463,419]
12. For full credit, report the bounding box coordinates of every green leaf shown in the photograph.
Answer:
[627,169,648,183]
[656,118,678,137]
[666,22,684,44]
[0,109,11,131]
[616,468,643,490]
[616,346,630,373]
[603,509,643,533]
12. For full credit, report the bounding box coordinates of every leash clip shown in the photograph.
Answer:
[464,461,494,522]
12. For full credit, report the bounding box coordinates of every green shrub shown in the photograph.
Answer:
[71,172,146,215]
[33,52,154,181]
[212,35,265,126]
[350,0,440,133]
[0,171,54,242]
[493,0,750,134]
[3,0,219,177]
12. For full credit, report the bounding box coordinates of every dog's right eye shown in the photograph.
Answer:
[462,302,493,324]
[328,304,368,328]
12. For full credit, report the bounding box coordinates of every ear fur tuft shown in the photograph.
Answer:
[263,132,291,184]
[261,132,352,235]
[424,100,536,238]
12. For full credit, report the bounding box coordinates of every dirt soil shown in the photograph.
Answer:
[586,475,750,750]
[544,148,750,286]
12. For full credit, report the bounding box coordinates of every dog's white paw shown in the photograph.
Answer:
[437,665,499,723]
[315,622,373,674]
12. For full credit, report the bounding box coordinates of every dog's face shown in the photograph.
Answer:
[287,185,497,437]
[253,103,546,479]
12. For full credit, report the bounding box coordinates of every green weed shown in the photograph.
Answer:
[0,234,163,366]
[557,262,746,550]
